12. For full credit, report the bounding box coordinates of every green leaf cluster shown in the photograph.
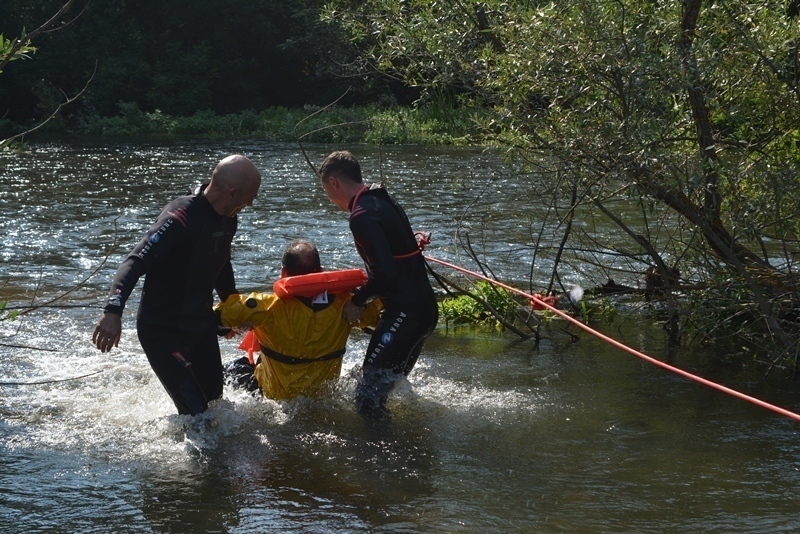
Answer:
[438,281,520,330]
[0,300,19,321]
[0,32,36,74]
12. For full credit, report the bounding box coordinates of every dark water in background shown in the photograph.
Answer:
[1,141,800,533]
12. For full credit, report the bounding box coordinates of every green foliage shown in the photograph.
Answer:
[69,103,475,143]
[328,0,800,361]
[0,0,394,123]
[365,106,475,145]
[79,102,175,137]
[577,298,617,324]
[438,281,520,330]
[0,32,36,74]
[0,300,19,322]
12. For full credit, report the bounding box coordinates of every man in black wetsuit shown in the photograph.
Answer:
[318,150,438,416]
[92,154,262,415]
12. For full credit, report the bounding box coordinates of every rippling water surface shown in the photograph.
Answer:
[1,141,799,532]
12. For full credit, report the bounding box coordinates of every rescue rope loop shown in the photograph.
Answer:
[417,232,800,423]
[394,232,432,259]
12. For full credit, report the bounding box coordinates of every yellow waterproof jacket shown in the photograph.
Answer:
[215,291,381,400]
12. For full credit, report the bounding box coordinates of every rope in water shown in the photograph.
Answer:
[0,369,104,386]
[418,242,800,423]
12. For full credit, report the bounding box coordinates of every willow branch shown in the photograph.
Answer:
[294,87,352,176]
[0,369,104,386]
[0,0,76,73]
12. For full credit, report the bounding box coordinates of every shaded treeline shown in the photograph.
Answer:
[0,0,414,126]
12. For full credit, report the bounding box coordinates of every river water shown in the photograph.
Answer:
[1,141,799,532]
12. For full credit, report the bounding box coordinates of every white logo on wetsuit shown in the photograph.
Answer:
[367,312,407,363]
[139,219,173,259]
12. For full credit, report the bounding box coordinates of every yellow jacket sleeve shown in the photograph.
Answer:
[215,292,280,328]
[355,298,383,329]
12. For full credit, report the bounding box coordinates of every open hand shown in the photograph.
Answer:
[93,312,122,353]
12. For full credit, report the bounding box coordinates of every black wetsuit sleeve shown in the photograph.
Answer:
[103,256,146,316]
[215,260,237,302]
[349,212,398,307]
[102,203,188,315]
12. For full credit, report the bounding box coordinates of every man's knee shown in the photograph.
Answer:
[173,376,209,415]
[356,367,399,413]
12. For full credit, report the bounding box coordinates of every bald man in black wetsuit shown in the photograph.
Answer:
[93,155,262,415]
[319,150,438,417]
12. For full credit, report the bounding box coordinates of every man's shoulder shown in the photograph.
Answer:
[158,194,216,227]
[350,192,386,223]
[361,186,393,203]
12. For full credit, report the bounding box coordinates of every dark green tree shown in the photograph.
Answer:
[0,0,92,147]
[0,0,403,124]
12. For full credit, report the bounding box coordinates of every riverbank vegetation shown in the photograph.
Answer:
[328,0,800,371]
[438,282,522,332]
[4,1,800,372]
[3,102,476,145]
[0,1,474,145]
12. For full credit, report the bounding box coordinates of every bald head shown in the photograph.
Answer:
[205,155,261,217]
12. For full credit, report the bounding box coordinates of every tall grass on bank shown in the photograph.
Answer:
[1,103,478,145]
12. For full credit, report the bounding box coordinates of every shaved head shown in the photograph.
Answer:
[211,155,260,189]
[205,155,262,217]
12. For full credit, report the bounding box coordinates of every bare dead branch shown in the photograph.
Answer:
[1,61,96,149]
[13,215,118,319]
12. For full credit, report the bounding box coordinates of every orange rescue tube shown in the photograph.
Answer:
[530,293,559,311]
[238,330,259,364]
[273,268,367,299]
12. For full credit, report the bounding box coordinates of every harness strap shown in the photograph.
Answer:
[260,345,345,365]
[350,185,432,259]
[393,231,432,259]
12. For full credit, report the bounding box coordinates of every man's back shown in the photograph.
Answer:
[217,291,381,399]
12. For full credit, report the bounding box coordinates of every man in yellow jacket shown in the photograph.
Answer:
[215,239,381,400]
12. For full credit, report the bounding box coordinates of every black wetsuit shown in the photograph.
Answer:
[348,185,438,413]
[104,190,238,415]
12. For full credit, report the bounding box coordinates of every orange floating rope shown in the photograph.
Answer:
[414,233,800,423]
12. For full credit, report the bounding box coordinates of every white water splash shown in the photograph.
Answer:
[568,285,584,305]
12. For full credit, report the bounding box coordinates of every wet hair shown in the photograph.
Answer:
[281,239,322,276]
[318,150,362,184]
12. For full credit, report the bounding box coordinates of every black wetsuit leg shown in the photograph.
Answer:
[357,304,438,413]
[137,326,223,416]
